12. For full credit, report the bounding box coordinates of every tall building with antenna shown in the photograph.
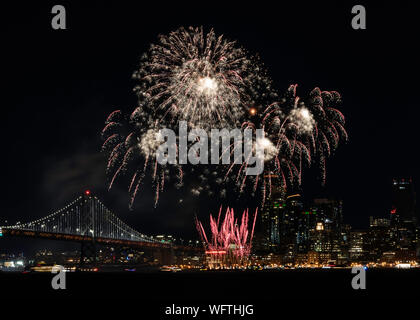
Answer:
[390,178,418,250]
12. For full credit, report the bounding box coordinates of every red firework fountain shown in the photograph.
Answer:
[196,207,258,269]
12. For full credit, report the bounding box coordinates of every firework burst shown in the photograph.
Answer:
[196,206,258,268]
[102,26,276,207]
[101,110,183,208]
[224,84,347,204]
[281,84,348,183]
[132,26,274,129]
[101,26,347,208]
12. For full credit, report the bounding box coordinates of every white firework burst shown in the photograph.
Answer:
[139,128,162,157]
[133,26,273,129]
[255,136,278,162]
[289,106,315,134]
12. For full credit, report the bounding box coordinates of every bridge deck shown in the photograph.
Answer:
[1,227,202,252]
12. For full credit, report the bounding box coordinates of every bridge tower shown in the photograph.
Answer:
[79,190,97,265]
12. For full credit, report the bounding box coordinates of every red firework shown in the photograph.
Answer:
[196,207,258,267]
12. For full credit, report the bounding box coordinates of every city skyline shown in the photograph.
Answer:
[1,176,417,260]
[1,176,416,235]
[1,176,418,270]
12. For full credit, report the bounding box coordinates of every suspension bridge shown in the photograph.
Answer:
[0,190,200,264]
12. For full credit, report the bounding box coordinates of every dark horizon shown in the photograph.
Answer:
[1,2,419,252]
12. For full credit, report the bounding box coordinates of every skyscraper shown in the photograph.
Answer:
[278,193,303,260]
[261,187,286,251]
[308,198,344,263]
[348,230,367,261]
[367,217,392,261]
[391,178,416,223]
[391,178,418,250]
[255,174,286,252]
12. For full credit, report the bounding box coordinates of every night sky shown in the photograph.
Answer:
[1,2,419,252]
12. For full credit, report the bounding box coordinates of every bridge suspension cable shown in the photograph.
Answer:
[1,192,156,243]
